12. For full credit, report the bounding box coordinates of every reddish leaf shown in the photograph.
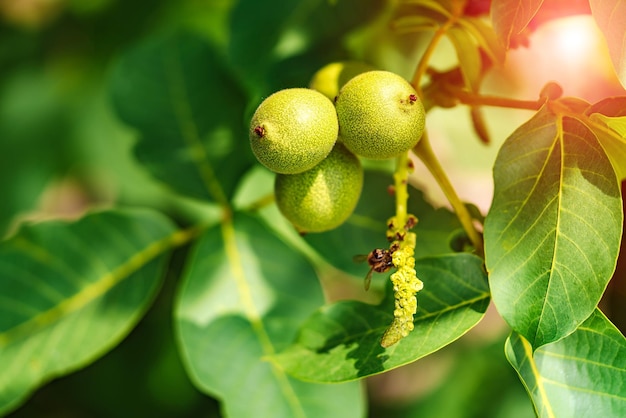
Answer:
[490,0,544,48]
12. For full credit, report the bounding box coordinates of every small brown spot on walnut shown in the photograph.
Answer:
[253,126,266,137]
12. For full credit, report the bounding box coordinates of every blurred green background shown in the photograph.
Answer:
[1,0,622,417]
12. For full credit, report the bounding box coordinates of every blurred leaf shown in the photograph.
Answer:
[0,71,73,236]
[110,30,253,205]
[590,0,626,89]
[392,15,441,33]
[407,0,453,17]
[490,0,543,48]
[228,0,385,93]
[371,338,535,418]
[0,209,177,415]
[506,309,626,417]
[447,26,481,91]
[458,16,506,65]
[304,171,462,278]
[293,0,386,49]
[175,214,363,418]
[556,96,592,114]
[264,41,350,95]
[484,107,623,348]
[228,0,300,88]
[275,253,489,382]
[392,0,450,33]
[397,7,502,95]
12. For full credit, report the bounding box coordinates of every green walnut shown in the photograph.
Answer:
[309,61,376,101]
[335,70,425,159]
[250,88,338,174]
[275,143,363,233]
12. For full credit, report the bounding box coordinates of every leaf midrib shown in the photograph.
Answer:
[220,220,307,418]
[0,229,184,348]
[164,41,229,208]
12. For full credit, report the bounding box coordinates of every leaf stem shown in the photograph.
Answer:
[412,134,484,256]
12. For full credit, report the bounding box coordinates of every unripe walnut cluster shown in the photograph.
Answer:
[248,66,426,232]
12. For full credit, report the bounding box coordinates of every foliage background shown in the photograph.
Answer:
[0,0,624,417]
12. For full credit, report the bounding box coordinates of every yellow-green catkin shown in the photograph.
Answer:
[381,219,423,348]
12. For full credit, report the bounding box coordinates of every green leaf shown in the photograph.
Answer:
[275,253,489,382]
[110,31,253,205]
[490,0,544,48]
[484,107,623,348]
[446,26,481,91]
[393,0,450,33]
[458,16,506,65]
[376,338,535,418]
[304,171,463,278]
[506,309,626,417]
[403,0,453,17]
[228,0,299,88]
[0,71,72,235]
[0,209,177,414]
[175,214,363,418]
[587,114,626,180]
[229,0,385,92]
[590,0,626,88]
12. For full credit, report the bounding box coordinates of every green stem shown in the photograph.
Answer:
[412,15,457,93]
[394,152,410,225]
[407,6,484,256]
[242,192,276,212]
[413,134,484,256]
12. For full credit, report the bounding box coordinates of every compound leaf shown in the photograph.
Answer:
[175,214,363,418]
[506,309,626,417]
[110,31,253,205]
[275,253,489,382]
[0,209,177,414]
[484,107,623,348]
